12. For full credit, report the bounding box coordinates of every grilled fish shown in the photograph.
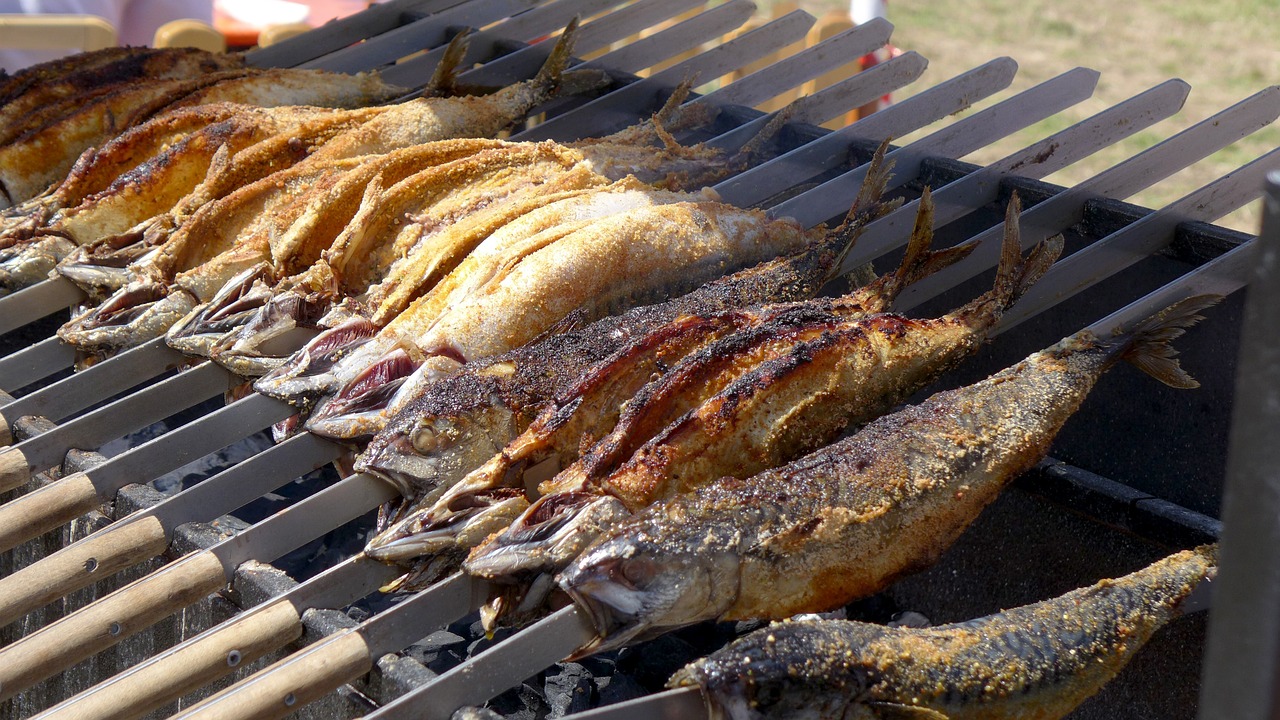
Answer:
[208,117,744,374]
[0,47,245,149]
[460,197,1060,601]
[669,545,1216,720]
[559,295,1218,654]
[353,147,899,503]
[298,188,827,441]
[365,184,959,574]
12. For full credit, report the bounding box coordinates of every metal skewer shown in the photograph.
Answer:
[895,85,1280,310]
[0,471,398,700]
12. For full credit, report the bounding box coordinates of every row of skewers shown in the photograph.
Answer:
[0,11,1261,717]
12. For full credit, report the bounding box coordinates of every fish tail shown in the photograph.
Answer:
[821,140,900,280]
[985,192,1064,310]
[1112,294,1222,389]
[872,185,975,301]
[533,18,580,95]
[427,29,471,97]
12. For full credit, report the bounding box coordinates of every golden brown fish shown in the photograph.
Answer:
[670,545,1216,720]
[558,295,1218,654]
[351,150,897,506]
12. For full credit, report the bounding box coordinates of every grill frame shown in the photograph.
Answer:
[0,1,1272,716]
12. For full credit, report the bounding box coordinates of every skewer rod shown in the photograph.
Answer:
[0,336,75,398]
[0,551,227,701]
[0,516,168,628]
[0,277,84,337]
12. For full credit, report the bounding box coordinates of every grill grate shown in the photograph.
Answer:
[0,0,1274,717]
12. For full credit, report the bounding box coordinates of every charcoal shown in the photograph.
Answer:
[616,634,700,690]
[418,629,467,653]
[595,671,648,705]
[452,707,504,720]
[545,663,595,717]
[485,681,548,720]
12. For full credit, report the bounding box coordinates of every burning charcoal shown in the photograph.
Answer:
[545,662,595,717]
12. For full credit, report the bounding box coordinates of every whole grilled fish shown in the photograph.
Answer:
[205,91,748,375]
[461,196,1060,602]
[352,147,898,504]
[366,183,961,575]
[669,545,1216,720]
[559,295,1218,654]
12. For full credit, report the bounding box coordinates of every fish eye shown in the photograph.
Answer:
[410,424,437,454]
[411,419,464,454]
[620,558,657,588]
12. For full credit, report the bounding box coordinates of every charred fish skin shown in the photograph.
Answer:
[354,149,900,499]
[457,193,1036,587]
[670,545,1217,720]
[559,296,1219,655]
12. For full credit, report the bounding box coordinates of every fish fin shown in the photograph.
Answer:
[1116,294,1223,389]
[534,17,580,94]
[987,192,1064,308]
[868,702,951,719]
[872,186,975,301]
[823,140,900,281]
[427,29,471,97]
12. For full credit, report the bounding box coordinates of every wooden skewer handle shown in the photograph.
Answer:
[0,414,12,447]
[0,551,226,702]
[42,600,305,720]
[0,516,169,628]
[174,631,373,720]
[0,470,99,554]
[0,444,30,493]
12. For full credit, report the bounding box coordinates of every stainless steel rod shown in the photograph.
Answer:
[775,65,1100,229]
[245,0,471,68]
[0,276,84,337]
[716,57,1019,209]
[0,336,74,397]
[896,84,1280,310]
[0,337,186,433]
[839,78,1192,274]
[299,0,541,73]
[1002,147,1280,333]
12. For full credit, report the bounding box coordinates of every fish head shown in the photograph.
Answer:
[356,401,517,497]
[464,491,631,581]
[167,263,275,356]
[58,281,196,353]
[365,485,529,562]
[306,354,461,441]
[558,515,742,656]
[0,235,74,294]
[669,621,878,720]
[212,287,331,365]
[252,316,378,403]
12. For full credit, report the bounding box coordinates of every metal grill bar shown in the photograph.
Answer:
[0,276,82,337]
[0,337,73,402]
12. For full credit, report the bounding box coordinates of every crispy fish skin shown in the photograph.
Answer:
[307,198,819,441]
[460,200,1056,606]
[353,150,900,499]
[559,296,1218,654]
[0,104,247,245]
[0,48,245,147]
[671,545,1217,720]
[0,70,260,207]
[163,68,407,111]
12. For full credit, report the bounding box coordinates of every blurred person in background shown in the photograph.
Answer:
[0,0,212,70]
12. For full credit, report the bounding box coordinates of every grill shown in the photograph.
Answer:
[0,0,1275,717]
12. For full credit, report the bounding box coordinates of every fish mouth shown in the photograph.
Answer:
[357,408,517,499]
[55,223,164,293]
[58,282,197,352]
[559,555,657,657]
[167,263,275,357]
[304,348,422,440]
[211,288,332,371]
[464,492,631,581]
[252,316,379,405]
[364,486,530,563]
[0,235,76,292]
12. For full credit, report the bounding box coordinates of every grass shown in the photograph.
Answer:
[770,0,1279,231]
